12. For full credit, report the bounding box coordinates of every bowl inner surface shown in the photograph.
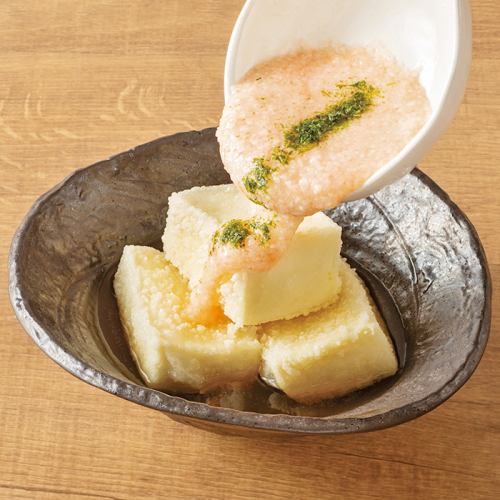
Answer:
[9,128,490,433]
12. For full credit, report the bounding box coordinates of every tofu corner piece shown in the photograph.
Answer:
[260,260,398,404]
[113,245,261,394]
[162,184,342,325]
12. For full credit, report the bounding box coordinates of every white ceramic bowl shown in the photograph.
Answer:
[224,0,472,201]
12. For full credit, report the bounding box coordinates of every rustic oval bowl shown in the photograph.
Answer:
[9,128,491,436]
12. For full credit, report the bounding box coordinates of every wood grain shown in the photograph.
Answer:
[0,1,499,498]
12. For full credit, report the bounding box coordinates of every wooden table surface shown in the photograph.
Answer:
[1,1,499,498]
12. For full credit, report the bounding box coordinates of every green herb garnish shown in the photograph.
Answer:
[284,80,378,152]
[271,146,291,165]
[214,220,250,248]
[242,157,276,195]
[248,218,273,244]
[211,216,276,250]
[241,80,379,198]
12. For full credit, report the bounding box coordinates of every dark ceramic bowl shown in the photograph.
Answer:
[9,129,491,436]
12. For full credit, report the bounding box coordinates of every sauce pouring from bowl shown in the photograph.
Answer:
[188,0,471,324]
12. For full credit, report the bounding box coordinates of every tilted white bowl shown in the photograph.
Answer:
[224,0,472,201]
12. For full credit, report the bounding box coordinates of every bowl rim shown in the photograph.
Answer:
[8,128,492,434]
